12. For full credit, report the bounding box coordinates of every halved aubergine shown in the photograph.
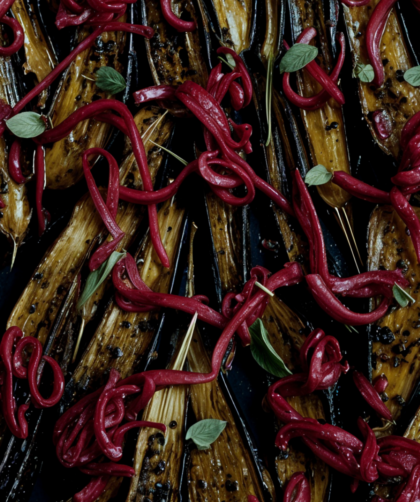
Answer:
[252,74,310,270]
[141,0,209,90]
[367,205,420,428]
[262,296,331,501]
[0,28,31,263]
[199,0,256,55]
[44,11,131,190]
[342,1,420,158]
[7,106,172,345]
[10,0,57,108]
[288,0,352,212]
[186,222,276,501]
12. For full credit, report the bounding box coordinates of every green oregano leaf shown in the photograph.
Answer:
[96,67,127,94]
[249,318,292,378]
[393,283,415,308]
[404,66,420,87]
[353,63,375,83]
[186,419,227,450]
[77,251,126,311]
[280,44,318,74]
[6,112,46,139]
[305,165,333,187]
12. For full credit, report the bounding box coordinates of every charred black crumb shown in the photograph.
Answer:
[155,460,166,475]
[396,69,405,82]
[156,432,165,445]
[169,420,177,429]
[372,325,395,344]
[382,58,389,66]
[33,273,43,281]
[225,480,239,492]
[394,357,401,367]
[167,226,172,232]
[121,321,131,328]
[355,31,362,37]
[394,395,405,405]
[396,259,409,273]
[29,304,37,314]
[197,480,207,489]
[391,344,405,355]
[381,392,389,402]
[400,97,408,104]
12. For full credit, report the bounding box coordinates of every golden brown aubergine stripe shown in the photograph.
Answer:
[368,205,420,429]
[66,197,186,502]
[7,106,172,345]
[343,1,420,158]
[289,0,352,210]
[262,297,329,502]
[11,0,57,108]
[45,16,127,190]
[144,0,208,89]
[0,29,31,259]
[125,324,192,502]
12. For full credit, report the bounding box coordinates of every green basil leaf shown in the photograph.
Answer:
[249,318,292,378]
[6,112,46,139]
[96,67,127,94]
[186,419,227,450]
[404,66,420,87]
[393,283,415,308]
[304,165,332,187]
[77,251,126,311]
[354,63,374,83]
[280,44,318,74]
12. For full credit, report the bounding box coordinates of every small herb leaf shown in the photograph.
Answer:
[354,63,375,83]
[249,319,292,378]
[393,283,415,308]
[404,66,420,87]
[280,44,318,74]
[186,419,227,450]
[6,112,46,139]
[96,67,127,94]
[77,251,126,311]
[305,165,332,186]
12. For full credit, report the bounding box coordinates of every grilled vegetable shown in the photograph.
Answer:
[142,0,209,89]
[288,0,352,211]
[367,205,420,427]
[7,106,172,345]
[186,223,276,502]
[343,1,420,158]
[262,297,331,501]
[0,29,31,262]
[202,0,256,54]
[125,314,193,502]
[55,197,187,502]
[11,0,57,108]
[44,15,129,190]
[252,75,310,269]
[259,0,283,63]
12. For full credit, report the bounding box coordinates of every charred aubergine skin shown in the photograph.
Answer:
[368,205,420,427]
[343,1,420,158]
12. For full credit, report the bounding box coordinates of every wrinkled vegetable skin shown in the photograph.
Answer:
[368,205,420,425]
[289,0,351,209]
[263,297,330,501]
[343,2,420,158]
[45,22,127,190]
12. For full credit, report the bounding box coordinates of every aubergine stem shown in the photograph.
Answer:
[70,109,171,364]
[367,205,420,428]
[343,2,420,158]
[260,0,281,64]
[335,207,362,272]
[11,0,57,108]
[125,313,197,501]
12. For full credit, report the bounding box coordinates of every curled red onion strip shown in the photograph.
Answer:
[8,140,29,185]
[35,145,49,236]
[332,171,391,204]
[73,475,109,502]
[390,186,420,262]
[366,0,397,88]
[283,473,311,502]
[159,0,196,32]
[283,33,346,111]
[0,15,24,57]
[133,84,177,104]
